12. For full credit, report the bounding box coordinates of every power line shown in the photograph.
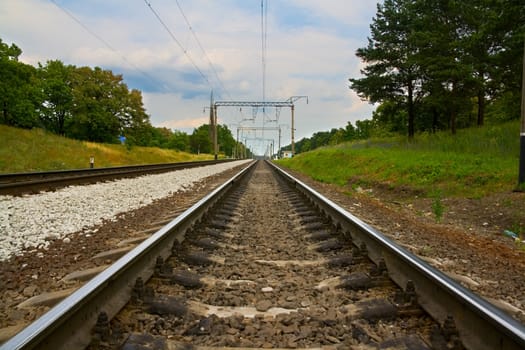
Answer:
[261,0,267,105]
[49,0,161,89]
[174,0,232,100]
[143,0,211,88]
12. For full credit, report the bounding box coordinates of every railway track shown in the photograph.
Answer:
[2,160,524,349]
[0,160,232,196]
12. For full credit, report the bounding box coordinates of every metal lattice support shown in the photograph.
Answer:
[213,98,307,157]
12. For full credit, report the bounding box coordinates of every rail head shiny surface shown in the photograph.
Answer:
[0,160,256,350]
[0,159,233,183]
[0,159,237,195]
[269,161,525,350]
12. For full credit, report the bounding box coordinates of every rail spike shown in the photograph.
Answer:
[92,311,110,345]
[370,258,388,277]
[131,277,145,305]
[154,256,173,277]
[154,256,164,276]
[171,240,184,257]
[393,280,418,307]
[443,315,464,349]
[359,242,368,256]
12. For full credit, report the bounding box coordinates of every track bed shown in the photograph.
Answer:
[95,161,450,349]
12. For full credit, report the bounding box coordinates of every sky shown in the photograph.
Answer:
[1,0,380,155]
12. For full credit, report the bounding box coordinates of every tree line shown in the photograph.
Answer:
[0,38,240,156]
[283,0,523,155]
[350,0,524,138]
[281,119,377,154]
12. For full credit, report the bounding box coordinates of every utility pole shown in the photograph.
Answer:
[209,91,217,159]
[278,127,282,159]
[214,99,307,157]
[286,96,308,157]
[291,104,295,156]
[236,128,240,159]
[518,39,525,190]
[213,106,218,160]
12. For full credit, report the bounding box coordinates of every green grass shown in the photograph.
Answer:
[0,125,212,173]
[276,121,522,198]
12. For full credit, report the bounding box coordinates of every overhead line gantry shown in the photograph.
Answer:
[209,97,308,159]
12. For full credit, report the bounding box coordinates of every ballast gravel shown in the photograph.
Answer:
[0,160,251,262]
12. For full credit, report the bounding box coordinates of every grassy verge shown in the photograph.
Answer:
[0,125,212,173]
[276,121,522,198]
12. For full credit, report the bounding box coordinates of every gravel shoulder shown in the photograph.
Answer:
[0,161,251,339]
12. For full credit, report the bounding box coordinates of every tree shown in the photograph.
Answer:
[484,0,525,122]
[355,119,375,139]
[216,124,236,156]
[344,122,357,141]
[371,100,407,134]
[66,67,119,142]
[66,66,153,143]
[0,38,41,128]
[121,89,153,146]
[330,128,346,145]
[38,60,74,135]
[350,0,421,138]
[167,130,190,151]
[412,0,476,134]
[190,125,212,154]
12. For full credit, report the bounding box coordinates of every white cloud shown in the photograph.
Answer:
[1,0,379,154]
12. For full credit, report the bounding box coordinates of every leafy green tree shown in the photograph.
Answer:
[343,122,357,141]
[217,124,236,156]
[66,67,120,142]
[190,125,212,154]
[38,60,74,135]
[167,130,190,151]
[458,0,499,126]
[309,131,331,149]
[412,0,476,134]
[329,128,346,145]
[148,127,172,148]
[119,89,152,146]
[371,100,407,134]
[66,66,153,144]
[350,0,421,138]
[298,138,311,153]
[483,0,525,122]
[355,119,375,139]
[0,38,41,128]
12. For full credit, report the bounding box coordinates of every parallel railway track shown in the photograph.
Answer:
[1,160,524,349]
[0,160,233,196]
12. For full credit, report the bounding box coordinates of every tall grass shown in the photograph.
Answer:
[277,121,521,198]
[0,125,211,173]
[399,122,520,158]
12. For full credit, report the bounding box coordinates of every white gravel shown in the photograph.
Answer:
[0,160,251,261]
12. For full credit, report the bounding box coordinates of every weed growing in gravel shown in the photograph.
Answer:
[510,225,524,251]
[431,192,445,222]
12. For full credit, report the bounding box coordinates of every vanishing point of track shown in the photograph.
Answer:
[2,160,524,349]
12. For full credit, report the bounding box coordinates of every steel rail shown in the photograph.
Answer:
[269,161,525,350]
[0,160,256,350]
[3,160,524,349]
[0,159,234,195]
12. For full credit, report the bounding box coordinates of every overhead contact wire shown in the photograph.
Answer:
[174,0,232,100]
[49,0,161,89]
[143,0,211,87]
